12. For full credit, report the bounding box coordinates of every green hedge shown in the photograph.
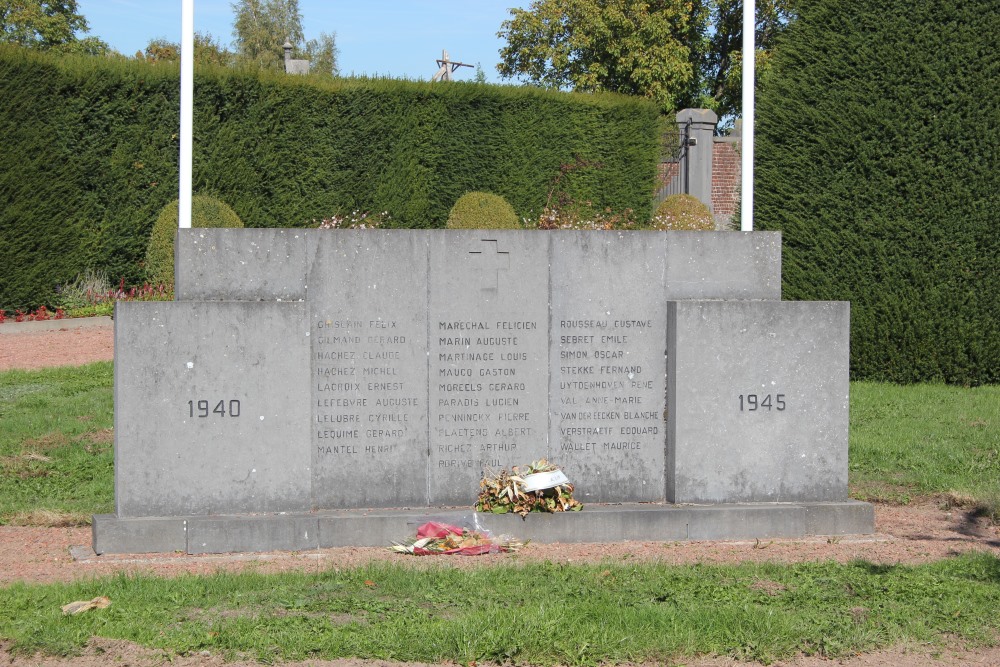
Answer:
[0,47,660,310]
[753,0,999,385]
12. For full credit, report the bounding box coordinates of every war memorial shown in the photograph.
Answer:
[93,229,873,554]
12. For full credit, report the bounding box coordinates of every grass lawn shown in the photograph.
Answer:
[0,364,997,664]
[0,363,113,524]
[2,555,999,664]
[850,382,1000,514]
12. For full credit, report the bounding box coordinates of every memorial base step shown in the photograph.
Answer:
[93,501,874,555]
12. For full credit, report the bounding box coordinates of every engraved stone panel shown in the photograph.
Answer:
[427,231,550,504]
[549,232,667,502]
[114,301,311,517]
[666,300,850,503]
[94,229,875,555]
[308,231,429,508]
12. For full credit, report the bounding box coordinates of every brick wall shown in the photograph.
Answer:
[712,139,741,225]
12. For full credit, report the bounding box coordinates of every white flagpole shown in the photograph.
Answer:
[179,0,194,229]
[740,0,755,231]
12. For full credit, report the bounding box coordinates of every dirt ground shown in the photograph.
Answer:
[1,320,999,667]
[0,318,114,371]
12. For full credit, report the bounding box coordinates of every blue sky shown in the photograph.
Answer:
[77,1,528,83]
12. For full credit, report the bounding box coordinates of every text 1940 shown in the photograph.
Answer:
[188,400,241,418]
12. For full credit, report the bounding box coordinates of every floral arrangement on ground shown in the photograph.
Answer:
[476,458,583,517]
[389,521,525,555]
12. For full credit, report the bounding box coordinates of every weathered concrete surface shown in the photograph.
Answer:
[92,501,875,554]
[427,231,551,504]
[175,228,317,301]
[308,233,430,509]
[666,300,850,503]
[114,301,312,517]
[93,229,871,554]
[549,232,667,502]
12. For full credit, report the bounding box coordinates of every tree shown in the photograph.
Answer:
[304,31,338,77]
[0,0,109,55]
[497,0,795,119]
[231,0,337,75]
[232,0,302,69]
[140,33,233,67]
[193,32,234,68]
[497,0,700,113]
[697,0,795,121]
[141,38,178,63]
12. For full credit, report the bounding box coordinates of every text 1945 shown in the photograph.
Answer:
[738,394,785,411]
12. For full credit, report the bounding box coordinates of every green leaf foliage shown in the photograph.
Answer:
[496,0,797,120]
[0,0,109,54]
[446,192,520,229]
[753,0,1000,385]
[0,46,660,310]
[232,0,304,71]
[145,195,244,286]
[498,0,700,113]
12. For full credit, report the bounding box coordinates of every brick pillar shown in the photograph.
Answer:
[676,108,718,213]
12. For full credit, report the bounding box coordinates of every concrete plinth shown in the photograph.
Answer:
[93,501,874,554]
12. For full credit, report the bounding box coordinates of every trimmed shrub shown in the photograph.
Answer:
[752,0,999,385]
[146,195,244,286]
[650,194,714,230]
[446,192,520,229]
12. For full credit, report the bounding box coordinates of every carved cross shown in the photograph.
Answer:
[468,239,510,291]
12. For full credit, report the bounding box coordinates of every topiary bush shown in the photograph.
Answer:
[650,194,715,230]
[146,195,244,286]
[446,192,520,229]
[753,0,1000,385]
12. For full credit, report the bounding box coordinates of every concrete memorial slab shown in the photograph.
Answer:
[113,301,311,517]
[549,232,667,503]
[663,231,781,300]
[308,233,429,509]
[175,228,315,302]
[428,232,550,504]
[93,229,873,554]
[666,300,850,503]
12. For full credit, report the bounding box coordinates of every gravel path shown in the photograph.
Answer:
[0,317,113,371]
